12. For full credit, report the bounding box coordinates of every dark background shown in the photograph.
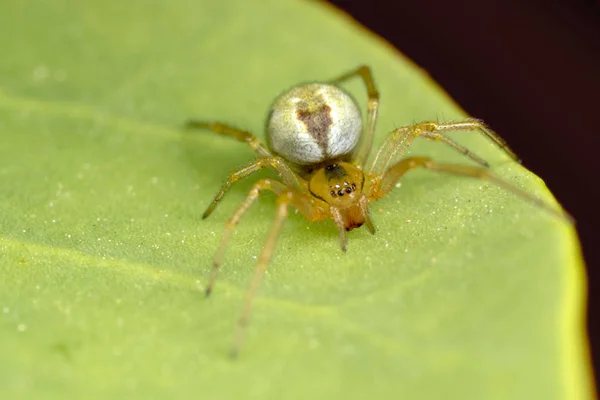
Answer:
[328,0,600,389]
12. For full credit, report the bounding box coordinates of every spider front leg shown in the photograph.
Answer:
[231,192,293,358]
[217,189,324,358]
[369,156,572,221]
[203,156,302,219]
[330,65,380,168]
[369,120,520,175]
[205,178,288,297]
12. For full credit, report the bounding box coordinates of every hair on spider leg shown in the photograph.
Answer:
[185,64,571,357]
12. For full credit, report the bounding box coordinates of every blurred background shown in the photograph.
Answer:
[328,0,600,385]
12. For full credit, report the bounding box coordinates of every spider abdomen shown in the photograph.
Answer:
[266,83,362,165]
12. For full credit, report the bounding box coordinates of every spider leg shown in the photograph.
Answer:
[231,194,291,358]
[420,119,519,162]
[203,156,302,219]
[329,65,380,168]
[205,178,287,297]
[369,120,519,175]
[370,156,573,222]
[185,120,272,158]
[359,195,376,234]
[330,207,348,252]
[420,132,491,167]
[229,190,325,357]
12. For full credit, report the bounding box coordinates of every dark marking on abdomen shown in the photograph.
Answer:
[297,100,332,154]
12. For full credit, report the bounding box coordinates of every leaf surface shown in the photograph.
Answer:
[0,1,591,399]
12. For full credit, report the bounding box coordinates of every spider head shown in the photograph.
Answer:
[308,161,364,209]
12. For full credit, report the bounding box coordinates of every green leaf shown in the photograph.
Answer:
[0,1,591,399]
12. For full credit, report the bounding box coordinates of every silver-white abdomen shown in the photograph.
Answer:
[266,83,362,165]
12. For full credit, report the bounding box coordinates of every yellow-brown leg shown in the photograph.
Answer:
[185,120,272,158]
[330,65,380,168]
[329,207,348,252]
[370,157,572,222]
[369,120,519,175]
[205,179,287,297]
[229,190,326,357]
[359,195,376,234]
[231,194,290,358]
[203,157,302,219]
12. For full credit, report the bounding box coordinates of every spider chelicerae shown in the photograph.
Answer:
[185,65,570,356]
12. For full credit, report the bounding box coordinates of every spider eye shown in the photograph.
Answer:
[308,162,365,205]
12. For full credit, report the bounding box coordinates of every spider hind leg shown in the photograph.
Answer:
[185,120,272,158]
[369,120,520,175]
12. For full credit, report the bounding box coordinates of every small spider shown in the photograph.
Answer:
[186,65,570,357]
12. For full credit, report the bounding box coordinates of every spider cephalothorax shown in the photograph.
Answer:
[185,65,570,356]
[308,162,370,233]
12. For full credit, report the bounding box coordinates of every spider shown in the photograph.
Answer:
[185,65,570,357]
